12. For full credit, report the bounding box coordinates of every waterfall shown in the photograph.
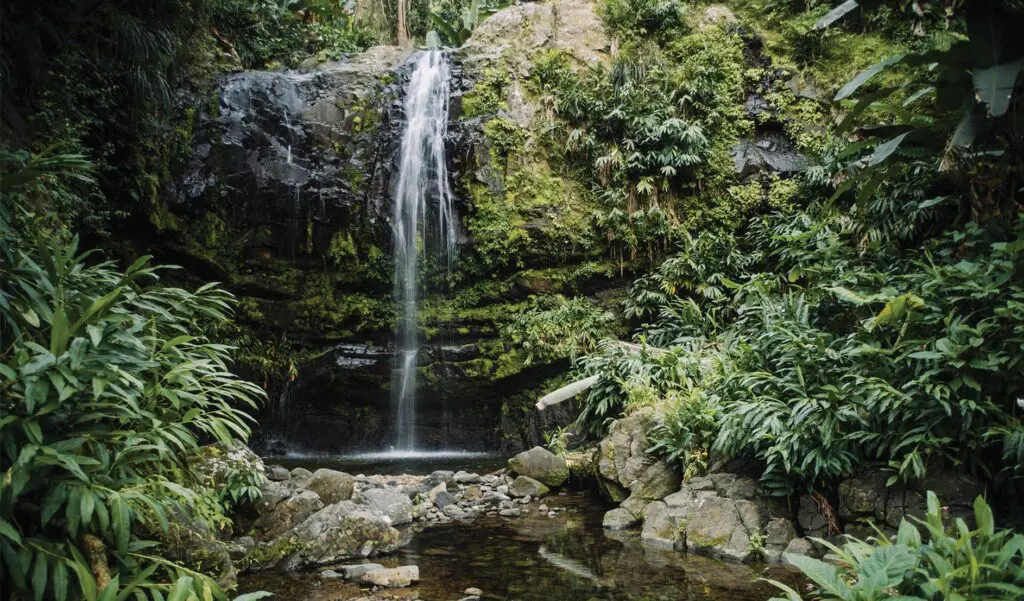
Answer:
[391,50,456,451]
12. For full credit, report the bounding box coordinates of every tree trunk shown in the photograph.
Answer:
[397,0,411,48]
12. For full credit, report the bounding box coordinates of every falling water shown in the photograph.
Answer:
[391,50,456,451]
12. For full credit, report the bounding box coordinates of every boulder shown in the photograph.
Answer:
[427,482,447,503]
[268,465,291,482]
[596,409,656,498]
[764,517,797,561]
[190,442,266,492]
[355,488,413,526]
[640,501,682,549]
[797,495,829,537]
[290,467,313,479]
[508,446,569,487]
[258,480,293,514]
[508,475,550,498]
[257,501,402,571]
[454,471,482,484]
[782,537,814,560]
[443,505,468,520]
[337,562,385,580]
[360,565,419,588]
[306,469,355,505]
[433,491,457,508]
[464,485,483,500]
[602,508,639,530]
[253,490,324,540]
[731,132,806,178]
[629,459,682,501]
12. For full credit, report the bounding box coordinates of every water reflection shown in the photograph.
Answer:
[240,492,800,600]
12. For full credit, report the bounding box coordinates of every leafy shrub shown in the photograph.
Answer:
[503,296,622,366]
[767,492,1024,601]
[1,163,267,600]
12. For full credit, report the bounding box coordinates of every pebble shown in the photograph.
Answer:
[538,504,548,512]
[499,507,521,517]
[547,511,557,518]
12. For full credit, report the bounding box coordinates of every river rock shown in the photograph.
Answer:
[508,446,569,487]
[306,468,355,505]
[454,470,482,484]
[596,409,656,501]
[337,562,385,580]
[764,517,797,561]
[190,442,266,492]
[427,482,447,503]
[360,565,419,587]
[433,491,456,508]
[259,480,293,513]
[290,467,313,479]
[253,490,325,540]
[464,485,483,500]
[260,501,402,570]
[508,475,550,498]
[602,507,639,530]
[443,505,467,519]
[268,465,291,481]
[356,488,413,525]
[640,501,681,549]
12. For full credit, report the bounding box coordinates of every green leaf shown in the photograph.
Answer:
[783,554,851,598]
[814,0,859,30]
[31,552,48,601]
[866,132,910,167]
[52,559,69,601]
[835,54,906,100]
[973,495,994,536]
[972,60,1022,117]
[0,517,22,544]
[167,576,194,601]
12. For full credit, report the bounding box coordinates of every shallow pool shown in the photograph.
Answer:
[239,490,801,601]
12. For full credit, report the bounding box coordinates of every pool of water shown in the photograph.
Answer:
[239,491,802,601]
[268,451,505,476]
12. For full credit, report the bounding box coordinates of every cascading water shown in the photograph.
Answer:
[391,50,456,451]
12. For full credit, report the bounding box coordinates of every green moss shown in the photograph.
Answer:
[462,65,510,119]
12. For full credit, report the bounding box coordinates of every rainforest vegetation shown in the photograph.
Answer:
[1,0,1023,599]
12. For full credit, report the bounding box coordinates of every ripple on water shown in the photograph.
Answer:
[238,492,802,601]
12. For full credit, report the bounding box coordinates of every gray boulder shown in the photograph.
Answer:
[258,480,293,514]
[360,565,419,587]
[640,501,682,549]
[508,446,569,487]
[731,132,806,178]
[254,501,402,571]
[268,465,291,481]
[336,562,385,580]
[602,507,639,530]
[508,475,550,498]
[454,470,482,484]
[306,468,355,505]
[253,490,324,540]
[356,487,413,525]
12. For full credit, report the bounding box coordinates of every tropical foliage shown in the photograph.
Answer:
[767,492,1024,601]
[0,156,267,600]
[520,0,1024,501]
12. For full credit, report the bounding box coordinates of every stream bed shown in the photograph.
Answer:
[239,488,801,601]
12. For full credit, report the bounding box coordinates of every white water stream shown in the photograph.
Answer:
[391,50,456,451]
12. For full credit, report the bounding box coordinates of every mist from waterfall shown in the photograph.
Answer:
[391,50,456,451]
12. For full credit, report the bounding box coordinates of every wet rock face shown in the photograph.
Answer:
[176,47,413,260]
